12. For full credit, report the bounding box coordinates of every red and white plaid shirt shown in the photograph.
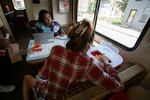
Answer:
[36,46,122,99]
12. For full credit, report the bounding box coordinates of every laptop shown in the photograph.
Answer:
[33,32,54,44]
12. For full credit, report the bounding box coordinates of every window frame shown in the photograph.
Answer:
[136,0,142,1]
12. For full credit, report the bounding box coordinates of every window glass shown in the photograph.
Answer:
[95,0,150,48]
[77,0,96,25]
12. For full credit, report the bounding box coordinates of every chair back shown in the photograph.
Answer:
[29,20,38,33]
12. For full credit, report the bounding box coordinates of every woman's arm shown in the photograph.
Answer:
[38,46,55,79]
[86,62,123,92]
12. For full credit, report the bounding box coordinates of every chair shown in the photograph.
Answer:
[28,20,38,33]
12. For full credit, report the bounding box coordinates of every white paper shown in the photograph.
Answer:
[26,39,68,61]
[87,45,123,68]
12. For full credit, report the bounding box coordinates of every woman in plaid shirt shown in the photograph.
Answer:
[23,19,123,100]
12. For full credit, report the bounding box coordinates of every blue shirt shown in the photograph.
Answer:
[35,20,61,36]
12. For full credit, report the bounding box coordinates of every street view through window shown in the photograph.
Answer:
[77,0,150,48]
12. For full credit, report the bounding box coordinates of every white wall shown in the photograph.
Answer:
[24,0,50,21]
[52,0,73,25]
[33,0,50,20]
[24,0,34,21]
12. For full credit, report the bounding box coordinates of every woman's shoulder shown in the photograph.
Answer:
[36,21,44,26]
[51,46,94,65]
[51,45,65,53]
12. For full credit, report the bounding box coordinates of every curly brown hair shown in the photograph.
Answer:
[66,19,94,51]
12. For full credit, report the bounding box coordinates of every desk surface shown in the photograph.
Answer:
[26,36,123,67]
[26,36,68,62]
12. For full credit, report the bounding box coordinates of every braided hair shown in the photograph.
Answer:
[66,19,94,51]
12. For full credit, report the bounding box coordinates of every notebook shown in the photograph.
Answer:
[33,32,54,44]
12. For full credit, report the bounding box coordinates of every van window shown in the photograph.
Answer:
[95,0,150,49]
[77,0,150,50]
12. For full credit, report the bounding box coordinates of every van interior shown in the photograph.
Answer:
[0,0,150,100]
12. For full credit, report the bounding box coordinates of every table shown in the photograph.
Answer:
[26,36,123,68]
[26,35,68,63]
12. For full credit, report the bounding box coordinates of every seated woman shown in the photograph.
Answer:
[36,9,65,36]
[23,19,123,100]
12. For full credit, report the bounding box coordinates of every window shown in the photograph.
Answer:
[94,0,150,49]
[12,0,25,10]
[77,0,96,26]
[77,0,150,50]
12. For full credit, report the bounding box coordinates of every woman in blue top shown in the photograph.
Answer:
[36,9,65,36]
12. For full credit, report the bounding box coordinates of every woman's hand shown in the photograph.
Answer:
[95,54,111,65]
